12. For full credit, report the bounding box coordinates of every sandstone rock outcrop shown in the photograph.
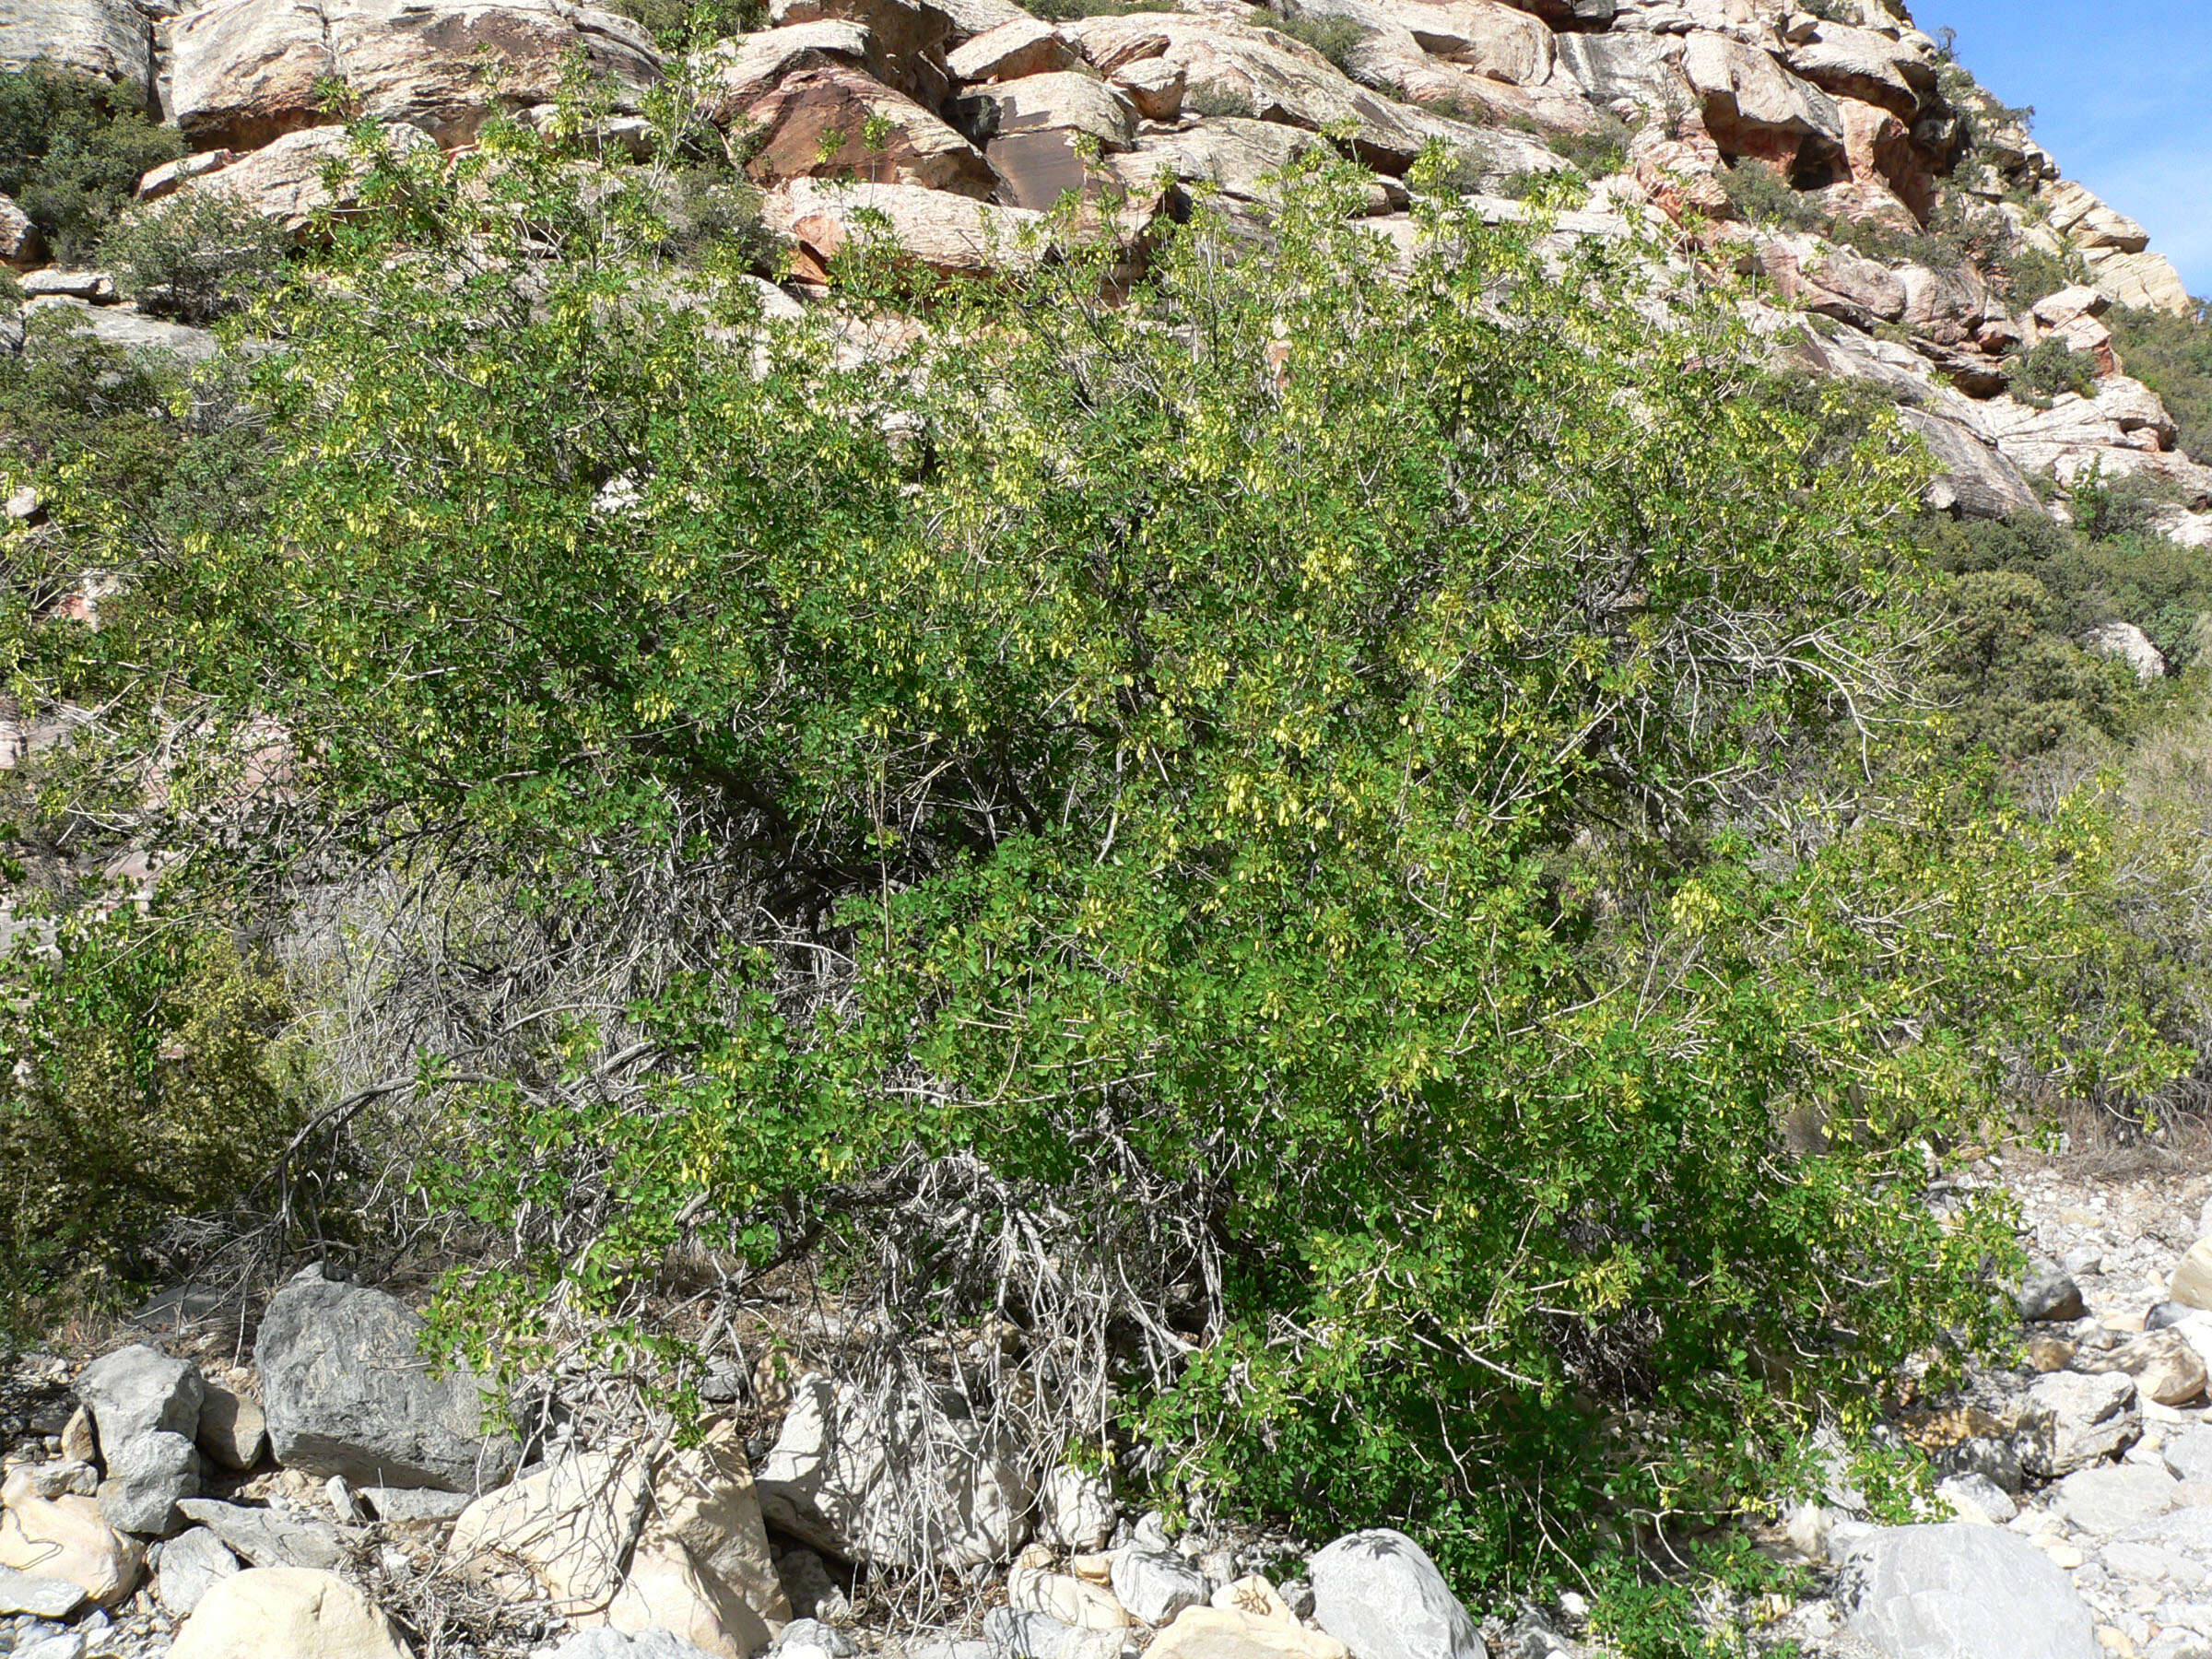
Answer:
[171,0,661,151]
[0,0,154,95]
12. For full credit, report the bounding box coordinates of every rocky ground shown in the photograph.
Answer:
[5,1145,2212,1659]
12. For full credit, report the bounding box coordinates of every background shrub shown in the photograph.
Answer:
[0,68,182,263]
[2111,302,2212,465]
[2006,335,2100,405]
[99,190,294,324]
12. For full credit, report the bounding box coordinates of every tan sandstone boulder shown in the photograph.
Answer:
[169,1568,412,1659]
[1681,30,1844,171]
[767,179,1050,283]
[0,196,39,270]
[446,1449,652,1617]
[0,0,152,92]
[0,1469,144,1609]
[183,123,438,232]
[946,16,1076,83]
[646,1418,790,1627]
[588,1537,773,1658]
[1147,1605,1350,1659]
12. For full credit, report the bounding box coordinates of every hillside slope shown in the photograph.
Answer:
[2,0,2206,553]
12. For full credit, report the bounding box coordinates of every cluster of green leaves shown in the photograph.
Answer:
[1547,115,1632,182]
[1255,6,1367,74]
[1918,490,2212,758]
[0,67,182,263]
[602,0,764,50]
[0,912,300,1335]
[2110,301,2212,465]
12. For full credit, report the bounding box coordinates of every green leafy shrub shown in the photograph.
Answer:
[99,189,294,324]
[2110,302,2212,465]
[1990,241,2082,308]
[1256,7,1366,72]
[1026,0,1164,19]
[1547,115,1631,181]
[2005,335,2099,405]
[33,130,2194,1602]
[602,0,763,45]
[1718,159,1821,229]
[0,67,183,263]
[0,913,299,1333]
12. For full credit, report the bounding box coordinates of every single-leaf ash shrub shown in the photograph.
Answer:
[24,120,2197,1598]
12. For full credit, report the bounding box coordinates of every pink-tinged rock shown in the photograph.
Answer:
[768,0,952,77]
[139,151,237,201]
[743,65,994,198]
[694,22,880,119]
[1681,30,1843,171]
[1830,93,1938,223]
[1782,18,1937,119]
[956,70,1135,148]
[2031,285,2111,330]
[2086,249,2194,318]
[766,177,1049,283]
[169,0,333,152]
[171,0,663,153]
[2042,179,2149,253]
[2093,377,2178,448]
[1109,55,1183,122]
[947,16,1075,83]
[934,0,1027,40]
[1064,12,1440,172]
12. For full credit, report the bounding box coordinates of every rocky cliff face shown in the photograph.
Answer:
[2,0,2202,534]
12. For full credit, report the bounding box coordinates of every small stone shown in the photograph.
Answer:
[774,1618,859,1657]
[2170,1241,2212,1312]
[359,1488,470,1524]
[194,1385,267,1475]
[1938,1474,2018,1525]
[60,1408,96,1465]
[167,1567,413,1659]
[1040,1466,1117,1554]
[98,1430,202,1536]
[2022,1267,2088,1324]
[154,1527,240,1618]
[2031,1335,2081,1372]
[75,1347,204,1448]
[0,1565,87,1618]
[174,1499,348,1572]
[1112,1547,1211,1627]
[2053,1465,2180,1536]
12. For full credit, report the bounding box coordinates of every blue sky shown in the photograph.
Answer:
[1916,2,2211,300]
